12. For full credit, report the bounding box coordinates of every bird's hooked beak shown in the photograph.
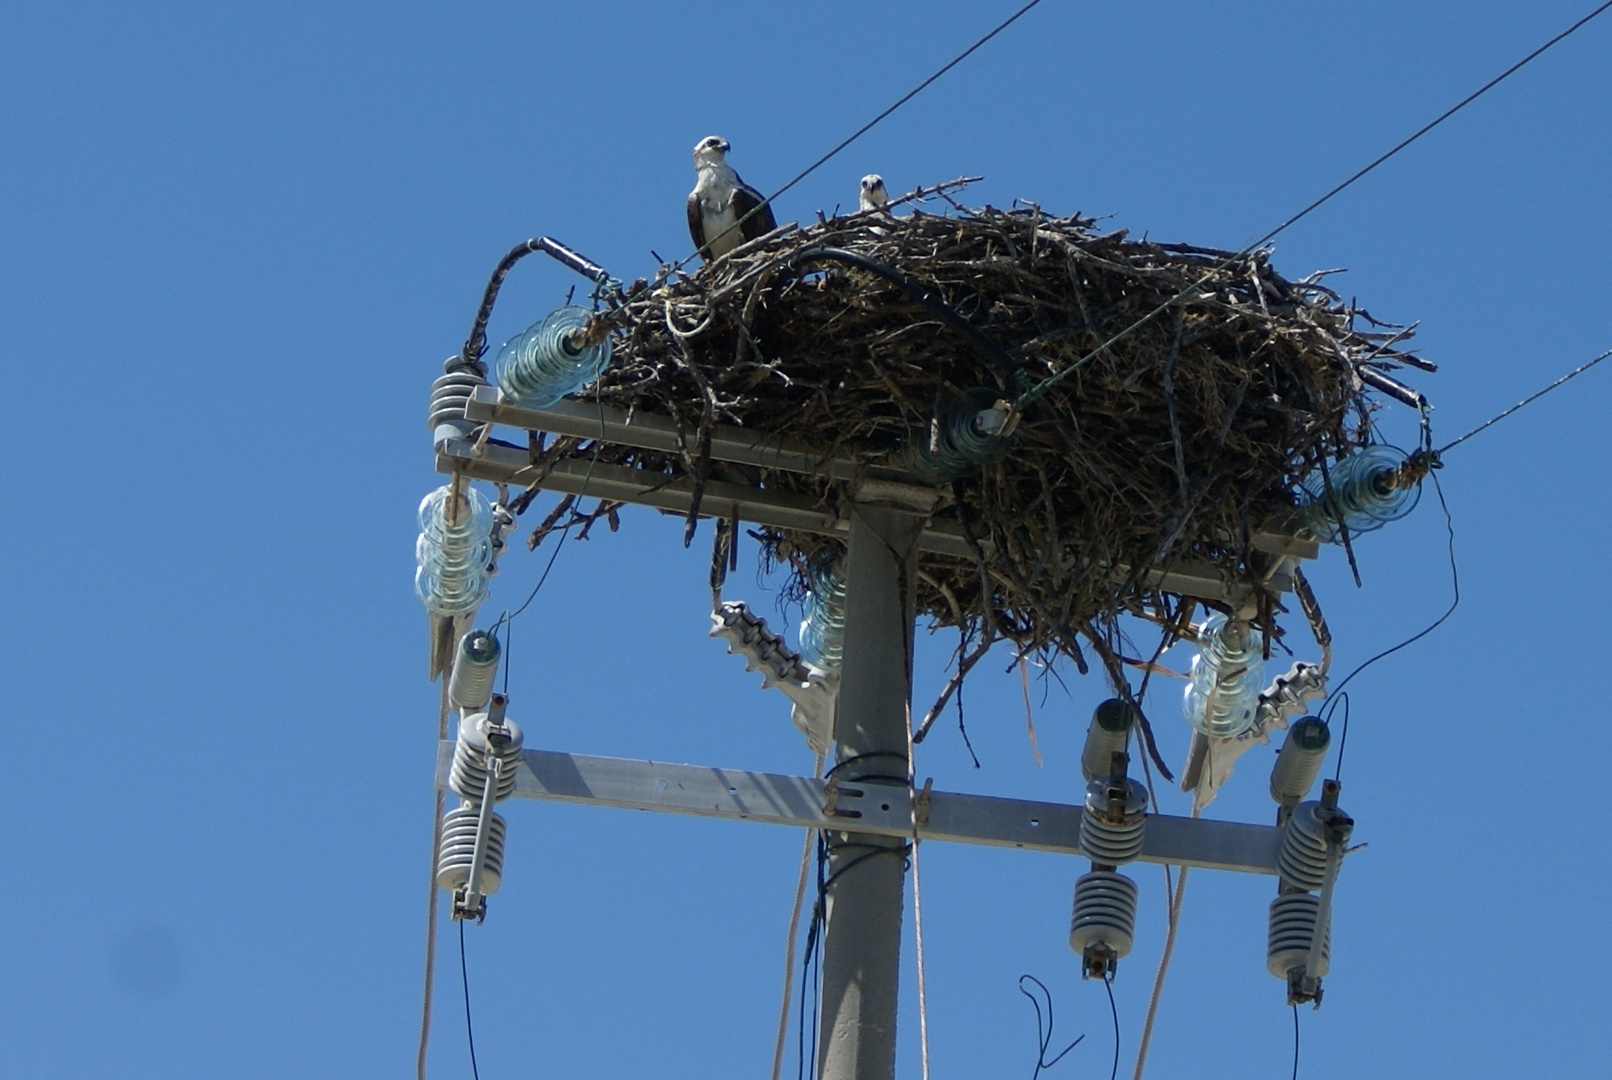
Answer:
[694,136,731,165]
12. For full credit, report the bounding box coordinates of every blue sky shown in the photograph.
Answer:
[3,2,1610,1077]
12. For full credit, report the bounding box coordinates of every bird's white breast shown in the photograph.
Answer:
[694,164,743,255]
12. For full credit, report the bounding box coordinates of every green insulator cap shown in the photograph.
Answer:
[1093,698,1136,733]
[1290,716,1330,751]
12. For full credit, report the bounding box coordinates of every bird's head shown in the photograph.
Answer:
[693,136,730,168]
[859,174,888,210]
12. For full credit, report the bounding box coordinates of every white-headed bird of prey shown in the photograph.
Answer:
[687,136,776,263]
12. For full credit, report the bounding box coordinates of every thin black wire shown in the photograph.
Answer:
[1438,346,1612,454]
[487,395,610,696]
[798,833,828,1080]
[1291,1003,1301,1080]
[1014,0,1612,410]
[1326,693,1351,786]
[1103,975,1119,1080]
[672,0,1049,273]
[1320,471,1459,782]
[1017,975,1085,1080]
[459,921,481,1080]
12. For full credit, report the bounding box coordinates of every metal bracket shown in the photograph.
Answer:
[435,743,1286,876]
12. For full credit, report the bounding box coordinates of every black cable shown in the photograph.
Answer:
[487,397,609,696]
[1016,975,1084,1080]
[798,833,829,1080]
[1326,693,1351,787]
[1290,1002,1301,1080]
[459,921,481,1080]
[682,0,1050,272]
[1320,470,1459,781]
[1015,0,1612,410]
[821,750,912,781]
[1438,346,1612,454]
[1103,975,1120,1080]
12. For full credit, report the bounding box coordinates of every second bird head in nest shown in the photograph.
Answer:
[859,174,888,212]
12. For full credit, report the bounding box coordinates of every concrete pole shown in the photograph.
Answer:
[817,502,921,1080]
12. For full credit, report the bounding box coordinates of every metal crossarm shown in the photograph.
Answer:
[434,742,1284,876]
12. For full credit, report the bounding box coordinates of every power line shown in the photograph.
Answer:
[674,0,1049,272]
[1015,0,1612,409]
[1439,346,1612,454]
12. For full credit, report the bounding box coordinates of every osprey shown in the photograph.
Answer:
[687,136,776,262]
[858,174,889,212]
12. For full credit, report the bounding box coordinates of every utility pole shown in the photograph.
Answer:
[816,502,922,1080]
[432,393,1334,1080]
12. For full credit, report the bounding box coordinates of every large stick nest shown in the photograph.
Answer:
[536,197,1431,677]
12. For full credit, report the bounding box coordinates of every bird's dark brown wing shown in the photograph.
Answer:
[731,178,777,243]
[687,191,710,260]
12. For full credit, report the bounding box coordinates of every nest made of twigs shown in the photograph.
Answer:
[521,194,1432,688]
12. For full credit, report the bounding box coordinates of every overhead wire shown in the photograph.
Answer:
[1314,338,1612,780]
[1438,346,1612,454]
[663,0,1050,276]
[1013,0,1612,411]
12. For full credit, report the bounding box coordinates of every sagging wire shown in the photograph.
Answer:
[1317,470,1459,783]
[486,395,611,696]
[1012,0,1612,414]
[1017,975,1085,1080]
